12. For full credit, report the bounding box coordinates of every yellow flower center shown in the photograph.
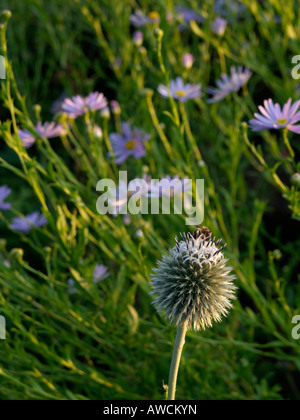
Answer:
[148,11,160,20]
[277,119,287,125]
[175,90,186,97]
[126,140,136,150]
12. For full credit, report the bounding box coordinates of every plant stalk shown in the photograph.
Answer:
[167,323,188,400]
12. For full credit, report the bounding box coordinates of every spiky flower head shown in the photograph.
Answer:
[150,228,237,331]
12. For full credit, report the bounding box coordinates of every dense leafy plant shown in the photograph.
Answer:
[0,0,299,400]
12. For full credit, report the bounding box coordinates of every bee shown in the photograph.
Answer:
[192,225,212,240]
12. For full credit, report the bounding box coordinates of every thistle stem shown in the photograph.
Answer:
[167,323,187,400]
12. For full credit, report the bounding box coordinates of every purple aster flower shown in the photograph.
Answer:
[0,185,11,210]
[51,92,68,114]
[109,122,150,165]
[18,122,66,149]
[175,6,204,24]
[36,122,66,138]
[10,211,48,234]
[249,98,300,133]
[67,279,77,295]
[207,66,252,103]
[158,77,203,102]
[213,0,247,22]
[93,265,109,283]
[130,10,160,27]
[211,17,227,35]
[62,92,108,118]
[18,129,36,149]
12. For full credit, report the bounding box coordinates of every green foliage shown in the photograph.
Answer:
[0,0,299,400]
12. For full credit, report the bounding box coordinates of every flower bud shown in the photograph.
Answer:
[211,17,227,36]
[0,10,12,23]
[132,31,143,47]
[93,124,103,138]
[110,100,121,115]
[10,248,24,264]
[154,28,163,41]
[182,53,194,69]
[291,173,300,187]
[100,107,110,119]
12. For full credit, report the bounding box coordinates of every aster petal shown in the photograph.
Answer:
[287,99,300,119]
[253,113,274,125]
[121,122,132,140]
[287,124,300,134]
[264,99,279,121]
[288,110,300,124]
[257,105,272,120]
[282,98,292,119]
[157,84,169,98]
[115,151,131,165]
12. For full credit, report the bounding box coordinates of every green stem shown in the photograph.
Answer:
[283,128,295,160]
[167,323,187,401]
[179,102,202,162]
[145,92,175,161]
[156,31,180,126]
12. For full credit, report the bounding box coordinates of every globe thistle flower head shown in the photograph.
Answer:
[150,228,237,331]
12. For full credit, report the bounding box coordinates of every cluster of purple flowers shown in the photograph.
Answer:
[130,6,227,35]
[157,67,252,104]
[155,71,300,135]
[108,175,192,215]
